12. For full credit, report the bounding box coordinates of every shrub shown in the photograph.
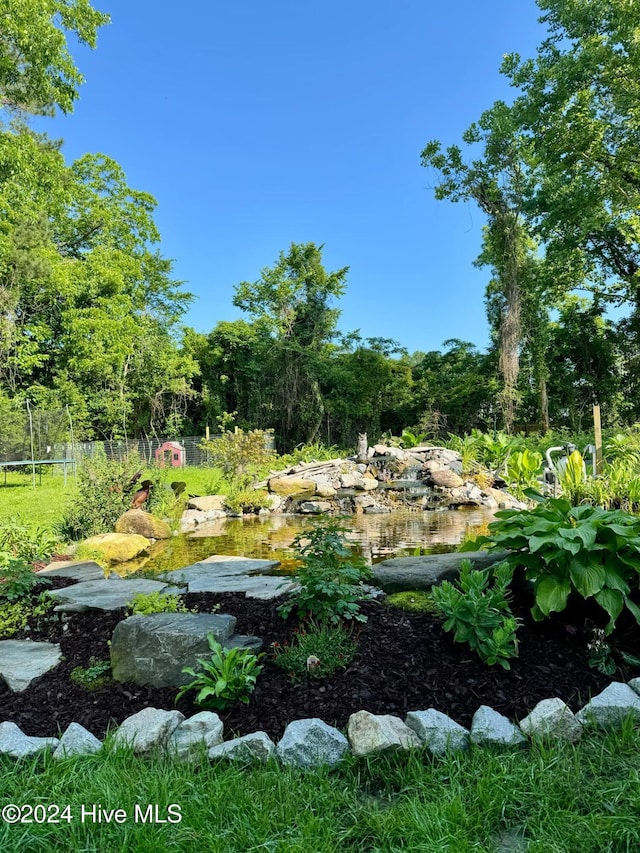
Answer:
[58,450,145,540]
[277,522,372,625]
[0,555,49,601]
[223,487,271,515]
[272,621,357,679]
[175,633,263,711]
[200,416,276,488]
[464,491,640,633]
[0,515,58,562]
[431,560,519,669]
[127,591,191,616]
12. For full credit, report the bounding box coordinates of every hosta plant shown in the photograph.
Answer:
[431,559,519,669]
[175,633,263,711]
[463,490,640,633]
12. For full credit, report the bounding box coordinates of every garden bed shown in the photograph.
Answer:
[4,576,640,741]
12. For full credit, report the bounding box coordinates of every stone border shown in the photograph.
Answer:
[2,677,640,767]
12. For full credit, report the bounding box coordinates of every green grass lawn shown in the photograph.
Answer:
[1,722,639,852]
[0,465,228,541]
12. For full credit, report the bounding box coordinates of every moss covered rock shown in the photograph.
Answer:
[115,509,171,540]
[82,533,150,564]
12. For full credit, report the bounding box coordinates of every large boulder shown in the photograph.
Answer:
[81,532,150,563]
[187,495,226,512]
[425,469,464,489]
[115,509,171,540]
[372,550,510,592]
[268,475,315,497]
[110,612,261,687]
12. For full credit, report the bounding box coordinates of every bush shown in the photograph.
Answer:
[277,522,372,625]
[223,487,271,515]
[0,556,49,601]
[200,417,276,488]
[272,621,357,679]
[464,491,640,633]
[175,633,263,711]
[58,450,146,540]
[0,515,58,562]
[431,560,519,669]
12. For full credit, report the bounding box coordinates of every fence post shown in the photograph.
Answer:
[593,404,603,475]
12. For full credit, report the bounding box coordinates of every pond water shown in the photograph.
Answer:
[117,507,497,576]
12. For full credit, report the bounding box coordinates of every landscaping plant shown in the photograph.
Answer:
[70,657,113,690]
[277,522,373,625]
[175,633,263,711]
[0,515,58,562]
[127,591,192,616]
[272,620,357,679]
[431,559,519,669]
[464,491,640,633]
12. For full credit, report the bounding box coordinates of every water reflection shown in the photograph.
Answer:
[120,507,496,576]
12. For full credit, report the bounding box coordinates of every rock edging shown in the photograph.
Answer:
[3,677,640,768]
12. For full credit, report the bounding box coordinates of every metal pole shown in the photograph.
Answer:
[26,400,35,488]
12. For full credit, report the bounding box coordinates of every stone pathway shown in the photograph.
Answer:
[0,640,62,692]
[47,577,174,612]
[158,556,297,599]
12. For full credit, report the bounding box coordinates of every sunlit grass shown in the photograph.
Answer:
[1,722,640,852]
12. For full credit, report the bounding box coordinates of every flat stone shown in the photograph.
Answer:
[53,723,102,759]
[110,612,238,687]
[159,555,280,583]
[180,509,226,531]
[372,551,509,592]
[36,560,105,581]
[471,706,527,747]
[576,682,640,727]
[298,501,332,514]
[168,712,224,759]
[276,718,349,768]
[405,709,470,753]
[347,711,420,756]
[0,640,62,692]
[268,475,315,496]
[187,495,227,512]
[112,708,184,753]
[0,721,59,758]
[519,698,583,742]
[47,577,172,612]
[208,731,276,763]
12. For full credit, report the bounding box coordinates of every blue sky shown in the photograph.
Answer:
[40,0,545,354]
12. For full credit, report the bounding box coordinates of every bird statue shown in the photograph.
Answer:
[131,480,153,509]
[170,481,186,498]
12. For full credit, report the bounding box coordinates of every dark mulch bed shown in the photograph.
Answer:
[3,575,640,741]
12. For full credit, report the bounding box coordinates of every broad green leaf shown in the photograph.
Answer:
[625,598,640,626]
[534,576,571,616]
[594,588,624,634]
[568,558,606,598]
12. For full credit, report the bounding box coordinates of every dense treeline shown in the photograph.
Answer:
[1,0,639,452]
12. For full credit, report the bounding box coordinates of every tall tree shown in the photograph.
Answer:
[0,0,109,115]
[233,243,348,449]
[422,103,534,431]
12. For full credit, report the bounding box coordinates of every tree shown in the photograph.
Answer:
[233,243,348,449]
[422,103,535,431]
[0,0,109,115]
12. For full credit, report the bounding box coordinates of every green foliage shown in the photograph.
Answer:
[0,515,58,562]
[127,591,191,616]
[200,419,275,488]
[431,560,519,669]
[223,487,271,515]
[276,442,343,468]
[277,522,373,625]
[385,590,437,613]
[466,494,640,633]
[70,657,112,691]
[0,592,53,639]
[0,556,48,601]
[57,450,144,540]
[175,633,263,711]
[445,432,480,475]
[505,448,543,499]
[272,620,357,680]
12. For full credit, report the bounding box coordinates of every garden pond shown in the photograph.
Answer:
[114,506,497,576]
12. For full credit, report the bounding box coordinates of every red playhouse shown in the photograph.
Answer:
[155,440,186,468]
